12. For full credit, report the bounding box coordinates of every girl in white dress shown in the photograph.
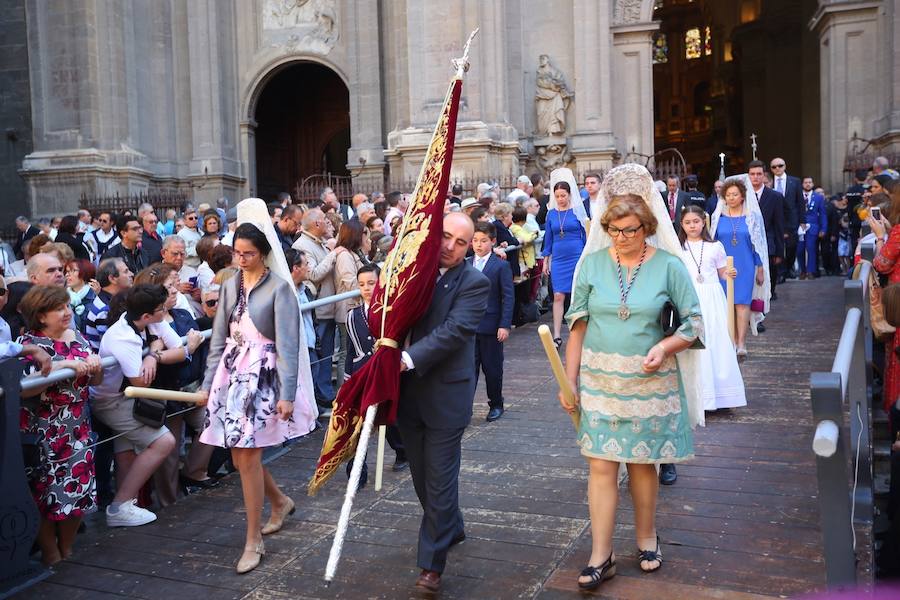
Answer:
[678,206,747,410]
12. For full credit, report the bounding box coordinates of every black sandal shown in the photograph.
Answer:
[637,536,663,573]
[577,551,616,590]
[553,337,562,349]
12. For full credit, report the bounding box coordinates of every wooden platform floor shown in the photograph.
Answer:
[18,276,846,599]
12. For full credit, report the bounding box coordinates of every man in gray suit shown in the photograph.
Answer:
[398,212,490,592]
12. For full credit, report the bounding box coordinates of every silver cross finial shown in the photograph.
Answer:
[452,29,479,78]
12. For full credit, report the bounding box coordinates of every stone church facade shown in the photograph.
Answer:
[1,0,898,219]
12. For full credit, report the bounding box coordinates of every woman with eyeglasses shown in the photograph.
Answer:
[133,263,208,505]
[561,165,702,591]
[197,215,317,574]
[18,285,103,565]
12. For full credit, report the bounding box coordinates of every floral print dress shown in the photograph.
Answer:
[200,304,309,449]
[18,332,97,520]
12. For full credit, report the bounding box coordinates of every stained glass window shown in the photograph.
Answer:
[653,32,668,64]
[685,28,701,59]
[704,26,712,56]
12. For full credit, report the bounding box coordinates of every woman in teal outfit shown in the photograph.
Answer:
[562,185,703,591]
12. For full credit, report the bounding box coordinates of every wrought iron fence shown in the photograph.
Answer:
[78,190,190,218]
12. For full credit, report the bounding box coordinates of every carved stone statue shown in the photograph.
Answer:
[536,143,572,173]
[263,0,338,54]
[535,55,574,136]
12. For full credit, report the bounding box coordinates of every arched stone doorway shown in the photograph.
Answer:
[253,62,350,200]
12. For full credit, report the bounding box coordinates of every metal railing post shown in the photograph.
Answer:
[810,371,857,587]
[0,359,48,598]
[844,276,873,524]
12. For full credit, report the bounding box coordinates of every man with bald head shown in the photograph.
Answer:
[27,253,65,287]
[397,212,490,592]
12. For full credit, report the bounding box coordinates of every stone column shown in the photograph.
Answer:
[239,119,258,198]
[345,0,386,188]
[185,0,244,204]
[810,0,881,192]
[384,0,518,182]
[873,0,900,153]
[610,21,658,163]
[570,0,617,172]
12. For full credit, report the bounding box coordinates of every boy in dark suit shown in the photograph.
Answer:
[470,221,514,422]
[344,263,407,487]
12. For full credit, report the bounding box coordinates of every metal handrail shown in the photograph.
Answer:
[830,308,860,399]
[18,290,356,391]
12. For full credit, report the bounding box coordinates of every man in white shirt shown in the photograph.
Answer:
[91,284,187,527]
[506,175,532,204]
[177,207,203,269]
[85,212,120,262]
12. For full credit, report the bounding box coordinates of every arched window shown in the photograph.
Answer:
[685,28,702,60]
[653,32,668,64]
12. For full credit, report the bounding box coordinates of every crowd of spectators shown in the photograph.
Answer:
[5,153,899,567]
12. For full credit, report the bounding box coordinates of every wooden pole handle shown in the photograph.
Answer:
[124,386,207,403]
[537,325,580,429]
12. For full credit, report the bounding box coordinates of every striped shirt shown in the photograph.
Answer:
[84,290,112,351]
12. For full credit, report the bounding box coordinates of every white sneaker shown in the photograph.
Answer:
[106,500,157,527]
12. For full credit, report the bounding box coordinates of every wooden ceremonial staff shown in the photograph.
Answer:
[537,324,579,429]
[124,386,206,403]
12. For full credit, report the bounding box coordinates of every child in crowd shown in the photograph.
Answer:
[678,206,747,412]
[344,263,408,488]
[470,222,514,422]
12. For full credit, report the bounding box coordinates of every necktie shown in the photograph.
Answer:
[668,193,676,220]
[776,178,784,194]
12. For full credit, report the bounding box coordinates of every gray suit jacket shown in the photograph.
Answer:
[399,261,490,430]
[201,269,300,403]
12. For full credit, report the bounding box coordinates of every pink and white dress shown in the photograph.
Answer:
[200,307,316,449]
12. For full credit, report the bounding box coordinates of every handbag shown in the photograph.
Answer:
[659,300,681,337]
[750,298,766,313]
[132,398,167,429]
[868,265,896,342]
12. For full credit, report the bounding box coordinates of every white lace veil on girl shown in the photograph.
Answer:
[236,198,317,419]
[547,167,589,227]
[708,175,770,334]
[573,163,705,428]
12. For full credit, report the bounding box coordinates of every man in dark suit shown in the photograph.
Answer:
[660,176,691,231]
[398,212,490,592]
[769,157,802,282]
[470,222,514,422]
[706,180,724,215]
[140,212,164,264]
[13,216,40,260]
[531,172,549,228]
[747,160,785,302]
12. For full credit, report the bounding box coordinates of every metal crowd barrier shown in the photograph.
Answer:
[0,289,359,598]
[810,242,876,587]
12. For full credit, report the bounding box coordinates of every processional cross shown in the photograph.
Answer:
[750,133,758,160]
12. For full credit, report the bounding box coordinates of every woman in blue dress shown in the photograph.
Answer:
[542,173,587,347]
[711,178,764,357]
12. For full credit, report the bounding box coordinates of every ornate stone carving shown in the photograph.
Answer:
[534,55,574,136]
[535,143,572,173]
[614,0,645,25]
[263,0,338,54]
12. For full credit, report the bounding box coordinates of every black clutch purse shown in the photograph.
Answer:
[132,398,167,428]
[659,300,681,337]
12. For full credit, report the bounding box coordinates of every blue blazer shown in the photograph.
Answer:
[469,254,514,335]
[804,192,828,232]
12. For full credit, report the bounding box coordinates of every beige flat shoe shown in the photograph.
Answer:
[261,496,295,535]
[236,540,265,574]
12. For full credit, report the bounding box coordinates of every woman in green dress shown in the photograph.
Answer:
[562,170,703,591]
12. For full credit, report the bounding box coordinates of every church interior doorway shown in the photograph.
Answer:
[650,0,819,189]
[254,62,350,201]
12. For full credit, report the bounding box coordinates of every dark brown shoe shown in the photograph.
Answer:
[415,569,441,592]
